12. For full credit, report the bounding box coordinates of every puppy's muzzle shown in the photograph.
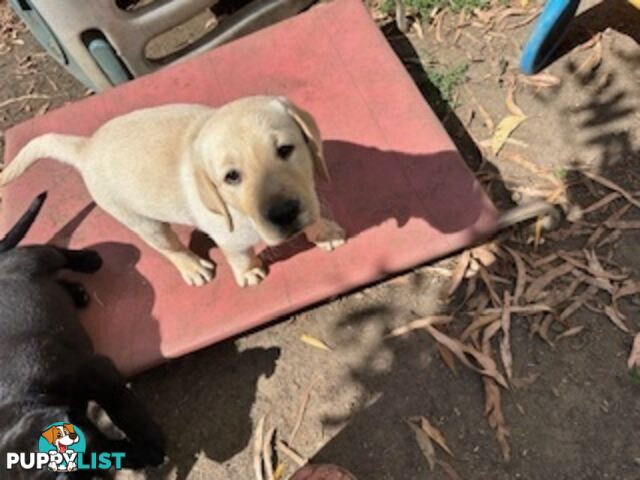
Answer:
[266,198,302,234]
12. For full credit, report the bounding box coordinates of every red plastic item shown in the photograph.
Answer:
[2,0,497,376]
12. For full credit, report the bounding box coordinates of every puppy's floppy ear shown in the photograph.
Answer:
[194,165,233,232]
[41,426,57,445]
[63,424,75,434]
[280,98,330,182]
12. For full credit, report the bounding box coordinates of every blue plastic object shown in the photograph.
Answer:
[520,0,581,74]
[85,34,133,86]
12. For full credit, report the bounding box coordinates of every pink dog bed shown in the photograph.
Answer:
[2,0,497,376]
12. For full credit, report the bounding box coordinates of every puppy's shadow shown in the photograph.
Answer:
[131,342,281,480]
[47,204,163,381]
[260,140,489,266]
[189,140,489,269]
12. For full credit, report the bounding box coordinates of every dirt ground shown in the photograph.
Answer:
[1,0,640,479]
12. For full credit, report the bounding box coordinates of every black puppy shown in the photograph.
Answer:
[0,193,165,479]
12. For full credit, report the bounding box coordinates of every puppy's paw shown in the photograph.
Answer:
[307,219,346,252]
[175,254,215,286]
[235,265,267,288]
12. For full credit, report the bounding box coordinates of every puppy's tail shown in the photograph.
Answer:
[0,133,87,186]
[0,191,47,252]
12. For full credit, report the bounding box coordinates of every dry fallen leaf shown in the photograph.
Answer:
[588,204,631,247]
[575,32,602,52]
[628,334,640,369]
[444,250,472,298]
[559,285,598,322]
[504,246,527,304]
[614,280,640,303]
[582,191,621,214]
[276,440,306,467]
[491,115,526,155]
[406,419,436,470]
[480,325,510,461]
[583,170,640,209]
[436,459,464,480]
[499,292,513,381]
[605,220,640,229]
[556,325,585,340]
[426,325,508,387]
[575,33,602,74]
[273,463,285,480]
[461,314,500,342]
[505,9,540,29]
[263,426,276,480]
[584,249,628,281]
[506,78,525,117]
[534,216,544,249]
[471,304,552,316]
[254,415,267,480]
[386,315,453,338]
[518,72,561,88]
[495,7,528,25]
[536,315,554,346]
[471,244,497,267]
[437,342,458,374]
[603,305,630,333]
[289,377,319,445]
[479,267,502,306]
[483,377,511,461]
[525,263,574,301]
[411,416,454,457]
[300,334,332,351]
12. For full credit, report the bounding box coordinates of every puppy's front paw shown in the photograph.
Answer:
[307,219,346,252]
[235,265,267,288]
[174,253,215,286]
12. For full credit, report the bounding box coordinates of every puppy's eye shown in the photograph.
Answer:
[224,169,241,185]
[276,144,295,160]
[57,433,62,438]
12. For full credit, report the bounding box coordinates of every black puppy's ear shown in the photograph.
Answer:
[0,191,47,252]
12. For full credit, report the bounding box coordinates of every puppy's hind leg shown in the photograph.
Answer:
[107,208,214,286]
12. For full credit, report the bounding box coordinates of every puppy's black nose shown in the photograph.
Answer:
[267,199,300,228]
[69,433,77,440]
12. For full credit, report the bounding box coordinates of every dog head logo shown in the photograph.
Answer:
[38,423,86,472]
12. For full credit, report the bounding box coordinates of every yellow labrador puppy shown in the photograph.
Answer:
[1,96,345,287]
